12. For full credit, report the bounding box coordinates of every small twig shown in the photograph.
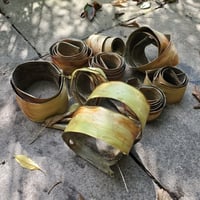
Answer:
[129,152,179,199]
[117,164,129,193]
[157,188,173,200]
[29,125,47,145]
[47,181,62,195]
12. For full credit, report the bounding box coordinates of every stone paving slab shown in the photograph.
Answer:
[0,0,160,55]
[0,5,156,200]
[129,4,200,200]
[1,1,200,200]
[168,0,200,24]
[0,13,38,66]
[0,0,117,55]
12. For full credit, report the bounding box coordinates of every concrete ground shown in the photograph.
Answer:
[0,0,200,199]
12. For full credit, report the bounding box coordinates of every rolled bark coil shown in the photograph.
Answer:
[70,67,107,104]
[62,81,150,176]
[139,85,166,122]
[125,26,179,72]
[89,52,126,81]
[144,67,188,104]
[50,38,92,75]
[11,61,68,122]
[85,34,125,56]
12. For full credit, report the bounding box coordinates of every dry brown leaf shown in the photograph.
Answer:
[78,194,85,200]
[192,86,200,102]
[157,189,173,200]
[112,0,128,7]
[192,86,200,109]
[92,1,102,11]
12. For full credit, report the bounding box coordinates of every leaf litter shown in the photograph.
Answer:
[14,154,45,174]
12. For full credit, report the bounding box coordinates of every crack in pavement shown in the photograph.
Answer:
[0,8,42,58]
[9,23,42,58]
[129,151,184,200]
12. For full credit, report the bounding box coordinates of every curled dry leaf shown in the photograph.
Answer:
[14,155,44,173]
[192,86,200,109]
[92,1,102,11]
[192,86,200,102]
[80,1,102,21]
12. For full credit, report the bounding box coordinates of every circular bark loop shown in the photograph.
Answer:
[89,52,126,81]
[70,67,107,105]
[85,34,125,56]
[125,26,179,72]
[10,61,68,122]
[144,67,188,104]
[50,38,92,75]
[139,85,166,122]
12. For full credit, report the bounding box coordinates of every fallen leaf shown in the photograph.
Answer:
[192,86,200,109]
[192,86,200,102]
[156,189,173,200]
[92,1,102,11]
[112,0,128,7]
[14,155,44,173]
[119,20,140,27]
[80,1,102,21]
[78,194,85,200]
